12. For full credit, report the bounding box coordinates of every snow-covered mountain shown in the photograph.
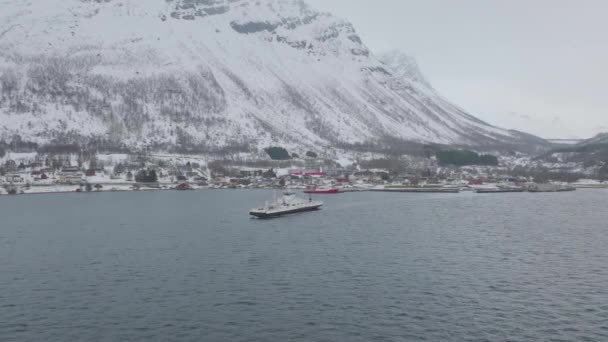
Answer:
[0,0,547,153]
[579,133,608,146]
[537,132,608,167]
[378,51,432,90]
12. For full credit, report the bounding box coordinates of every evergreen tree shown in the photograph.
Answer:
[148,170,158,183]
[436,150,498,166]
[135,170,158,183]
[264,147,291,160]
[135,170,148,183]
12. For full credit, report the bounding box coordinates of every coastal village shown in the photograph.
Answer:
[1,148,607,196]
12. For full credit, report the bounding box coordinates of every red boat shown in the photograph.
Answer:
[304,188,341,194]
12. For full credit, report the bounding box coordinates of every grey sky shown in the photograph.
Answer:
[306,0,608,139]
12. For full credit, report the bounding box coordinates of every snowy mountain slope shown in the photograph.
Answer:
[0,0,548,153]
[579,133,608,146]
[378,51,432,90]
[536,132,608,166]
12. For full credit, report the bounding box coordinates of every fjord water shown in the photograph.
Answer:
[1,190,607,341]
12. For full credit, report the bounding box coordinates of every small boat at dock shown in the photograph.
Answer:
[371,186,460,193]
[250,193,323,218]
[476,188,525,193]
[572,183,608,189]
[475,184,525,193]
[527,184,576,193]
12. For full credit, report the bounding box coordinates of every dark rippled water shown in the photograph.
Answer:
[1,190,607,341]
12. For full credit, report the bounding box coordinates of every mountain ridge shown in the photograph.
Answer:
[579,132,608,146]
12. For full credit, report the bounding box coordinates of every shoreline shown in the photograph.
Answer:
[1,184,606,198]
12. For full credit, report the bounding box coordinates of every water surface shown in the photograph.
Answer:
[1,190,607,341]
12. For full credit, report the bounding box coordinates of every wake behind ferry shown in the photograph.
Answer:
[250,193,323,218]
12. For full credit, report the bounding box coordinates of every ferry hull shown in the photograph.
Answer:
[249,205,322,219]
[476,188,525,193]
[370,188,460,193]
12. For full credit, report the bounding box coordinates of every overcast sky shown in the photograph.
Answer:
[306,0,608,139]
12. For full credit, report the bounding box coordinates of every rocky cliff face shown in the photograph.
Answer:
[0,0,547,153]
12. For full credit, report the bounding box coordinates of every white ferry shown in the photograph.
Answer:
[250,193,323,218]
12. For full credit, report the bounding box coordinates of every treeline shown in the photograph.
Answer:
[0,136,39,153]
[359,158,409,174]
[135,170,158,183]
[336,138,438,157]
[600,163,608,181]
[0,135,243,156]
[436,150,498,166]
[264,147,319,161]
[0,134,134,155]
[264,147,291,160]
[1,54,229,133]
[509,166,589,183]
